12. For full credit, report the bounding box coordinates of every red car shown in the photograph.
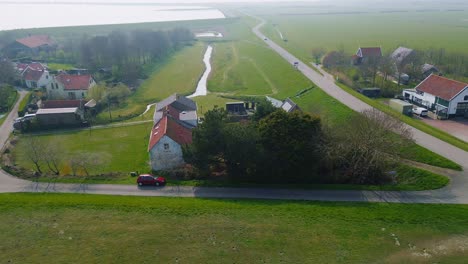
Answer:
[137,174,166,186]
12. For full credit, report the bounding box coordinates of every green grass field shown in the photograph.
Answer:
[95,43,206,123]
[1,193,468,263]
[260,10,468,60]
[47,63,74,71]
[13,123,154,177]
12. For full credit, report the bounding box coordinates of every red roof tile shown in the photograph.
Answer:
[416,74,468,101]
[16,35,55,49]
[148,116,193,151]
[42,100,87,109]
[28,62,46,71]
[358,47,382,58]
[56,74,94,91]
[23,68,45,81]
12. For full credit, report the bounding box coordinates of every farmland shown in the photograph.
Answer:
[1,193,468,263]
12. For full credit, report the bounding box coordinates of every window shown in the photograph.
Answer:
[464,95,468,101]
[164,143,169,150]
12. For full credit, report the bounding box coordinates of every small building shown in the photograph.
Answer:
[47,73,96,100]
[42,99,88,109]
[266,97,301,113]
[36,107,84,127]
[389,99,413,116]
[353,47,382,65]
[390,47,414,65]
[149,94,198,171]
[4,35,56,57]
[403,74,468,118]
[422,64,439,78]
[226,102,247,115]
[358,88,381,98]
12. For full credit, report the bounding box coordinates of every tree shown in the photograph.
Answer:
[379,55,395,88]
[257,110,323,183]
[43,141,64,175]
[324,109,413,184]
[87,83,106,102]
[23,137,45,175]
[0,59,17,85]
[322,50,347,69]
[0,85,15,112]
[311,47,326,64]
[252,98,277,121]
[361,56,382,87]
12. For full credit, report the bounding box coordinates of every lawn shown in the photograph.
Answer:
[1,193,468,263]
[12,122,154,177]
[95,43,207,123]
[0,89,18,127]
[47,63,74,71]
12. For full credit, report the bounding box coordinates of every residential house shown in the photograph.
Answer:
[402,74,468,118]
[4,35,56,57]
[22,68,51,89]
[47,73,96,100]
[267,96,301,113]
[352,47,382,65]
[422,64,439,78]
[149,94,198,171]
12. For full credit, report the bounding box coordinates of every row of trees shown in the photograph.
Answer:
[184,101,413,185]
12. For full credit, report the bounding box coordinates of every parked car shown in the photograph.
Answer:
[413,107,428,117]
[137,174,166,186]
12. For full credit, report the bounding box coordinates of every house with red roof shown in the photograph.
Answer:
[22,67,52,89]
[3,35,56,57]
[403,74,468,117]
[353,47,382,65]
[47,73,96,100]
[148,94,198,171]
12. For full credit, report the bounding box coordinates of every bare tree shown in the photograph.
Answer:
[43,141,64,175]
[23,137,45,175]
[325,109,413,184]
[69,153,102,177]
[311,47,326,64]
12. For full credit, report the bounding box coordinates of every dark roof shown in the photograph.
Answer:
[148,115,193,151]
[416,74,468,101]
[16,35,55,49]
[357,47,382,58]
[422,63,439,73]
[155,94,197,112]
[56,74,94,91]
[281,98,301,113]
[42,100,87,109]
[23,68,45,81]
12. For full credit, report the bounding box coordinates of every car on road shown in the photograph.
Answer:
[137,174,166,186]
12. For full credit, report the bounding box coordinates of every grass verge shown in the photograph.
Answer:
[1,193,468,263]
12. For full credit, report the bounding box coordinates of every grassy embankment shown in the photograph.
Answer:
[1,193,468,263]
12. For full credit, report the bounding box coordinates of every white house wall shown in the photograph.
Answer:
[149,135,186,171]
[449,87,468,115]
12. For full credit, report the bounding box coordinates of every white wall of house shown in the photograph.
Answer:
[149,135,185,171]
[25,71,51,89]
[448,87,468,115]
[46,78,95,100]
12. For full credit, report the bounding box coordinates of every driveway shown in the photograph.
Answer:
[422,118,468,143]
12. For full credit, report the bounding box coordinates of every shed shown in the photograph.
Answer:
[358,88,381,98]
[226,102,247,115]
[389,99,413,116]
[36,107,83,127]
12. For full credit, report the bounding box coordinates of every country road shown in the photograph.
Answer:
[0,19,467,204]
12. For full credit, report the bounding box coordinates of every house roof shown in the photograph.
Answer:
[358,47,382,58]
[23,68,45,81]
[416,74,468,101]
[266,96,283,108]
[16,35,55,49]
[56,74,94,91]
[36,107,78,115]
[391,47,414,64]
[422,63,439,73]
[155,94,197,112]
[281,98,300,113]
[42,100,87,109]
[148,115,193,151]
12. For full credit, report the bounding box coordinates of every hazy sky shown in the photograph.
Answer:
[2,0,322,3]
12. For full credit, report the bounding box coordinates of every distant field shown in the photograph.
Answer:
[260,10,468,63]
[1,193,468,263]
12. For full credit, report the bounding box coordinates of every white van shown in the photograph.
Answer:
[413,107,428,117]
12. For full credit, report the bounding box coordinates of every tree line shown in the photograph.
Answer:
[183,100,413,185]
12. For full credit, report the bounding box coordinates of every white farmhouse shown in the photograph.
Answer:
[403,74,468,118]
[47,73,96,100]
[22,68,52,89]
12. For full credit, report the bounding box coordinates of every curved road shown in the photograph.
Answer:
[0,21,467,203]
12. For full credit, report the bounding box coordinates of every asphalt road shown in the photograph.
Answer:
[0,20,467,203]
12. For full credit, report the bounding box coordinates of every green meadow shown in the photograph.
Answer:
[1,193,468,263]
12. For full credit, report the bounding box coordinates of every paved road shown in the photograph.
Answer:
[0,91,27,152]
[0,21,467,203]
